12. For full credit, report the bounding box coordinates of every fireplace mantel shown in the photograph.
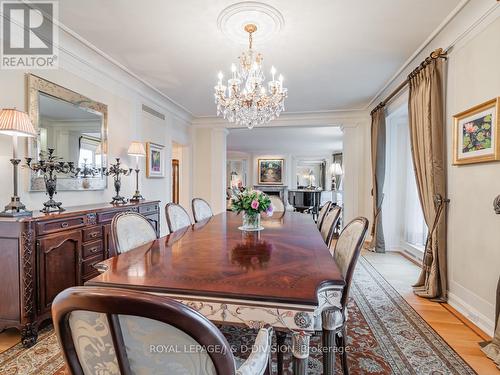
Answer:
[254,185,287,199]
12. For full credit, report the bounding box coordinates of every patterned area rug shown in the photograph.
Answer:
[0,257,477,375]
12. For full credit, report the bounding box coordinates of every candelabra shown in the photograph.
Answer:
[103,158,132,204]
[26,148,75,213]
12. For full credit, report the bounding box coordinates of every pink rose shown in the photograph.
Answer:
[251,200,259,210]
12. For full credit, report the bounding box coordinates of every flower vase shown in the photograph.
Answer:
[240,211,263,231]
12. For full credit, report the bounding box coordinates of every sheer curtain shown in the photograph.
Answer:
[382,102,427,255]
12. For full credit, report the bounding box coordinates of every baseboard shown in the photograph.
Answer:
[442,303,492,342]
[447,291,495,338]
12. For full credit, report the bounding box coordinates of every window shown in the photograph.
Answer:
[78,135,101,167]
[382,103,427,257]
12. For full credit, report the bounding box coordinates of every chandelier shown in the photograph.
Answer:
[214,24,287,129]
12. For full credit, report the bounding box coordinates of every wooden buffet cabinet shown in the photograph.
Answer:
[0,200,160,347]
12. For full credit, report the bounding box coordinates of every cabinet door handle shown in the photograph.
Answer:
[90,232,99,238]
[61,222,69,228]
[89,246,99,253]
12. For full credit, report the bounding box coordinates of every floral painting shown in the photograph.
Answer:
[146,142,165,177]
[454,98,499,165]
[462,114,492,153]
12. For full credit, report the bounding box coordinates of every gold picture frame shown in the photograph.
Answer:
[258,159,284,185]
[453,97,500,165]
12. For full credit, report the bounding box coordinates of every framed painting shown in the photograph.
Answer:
[453,98,500,165]
[258,159,284,185]
[146,142,165,178]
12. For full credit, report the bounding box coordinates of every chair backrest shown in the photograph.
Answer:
[192,198,213,223]
[165,203,192,232]
[331,217,369,307]
[52,287,236,375]
[320,205,341,247]
[111,212,158,254]
[317,201,332,230]
[269,195,285,212]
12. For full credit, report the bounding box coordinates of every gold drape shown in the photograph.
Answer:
[408,58,448,300]
[370,108,386,253]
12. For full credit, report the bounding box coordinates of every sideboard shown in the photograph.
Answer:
[0,200,160,347]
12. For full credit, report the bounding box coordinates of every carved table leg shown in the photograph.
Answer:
[276,331,286,375]
[322,308,342,375]
[21,323,38,348]
[292,331,310,375]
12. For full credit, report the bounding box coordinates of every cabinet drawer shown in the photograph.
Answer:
[81,254,104,276]
[138,204,159,215]
[82,240,103,259]
[83,226,102,242]
[97,208,137,223]
[37,216,85,235]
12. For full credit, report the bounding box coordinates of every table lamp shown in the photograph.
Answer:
[127,141,146,201]
[0,108,37,216]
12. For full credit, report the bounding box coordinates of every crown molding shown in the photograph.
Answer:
[366,0,500,110]
[17,19,189,125]
[191,110,370,129]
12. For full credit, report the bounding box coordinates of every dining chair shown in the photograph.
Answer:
[322,217,369,375]
[52,286,273,375]
[192,197,214,223]
[316,201,332,231]
[111,211,159,254]
[269,195,285,212]
[320,205,341,247]
[165,203,192,232]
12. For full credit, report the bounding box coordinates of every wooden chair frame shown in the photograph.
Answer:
[52,286,237,375]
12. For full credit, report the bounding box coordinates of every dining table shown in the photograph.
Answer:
[87,211,345,375]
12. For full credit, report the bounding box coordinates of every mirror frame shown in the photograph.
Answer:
[27,74,108,191]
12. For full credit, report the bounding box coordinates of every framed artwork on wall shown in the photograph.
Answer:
[258,159,284,185]
[146,142,165,178]
[453,97,500,165]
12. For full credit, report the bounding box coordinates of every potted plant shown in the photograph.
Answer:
[230,188,273,231]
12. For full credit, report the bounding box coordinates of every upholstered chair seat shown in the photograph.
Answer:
[316,201,332,231]
[166,203,192,232]
[320,205,341,247]
[111,212,158,254]
[192,198,214,222]
[52,287,273,375]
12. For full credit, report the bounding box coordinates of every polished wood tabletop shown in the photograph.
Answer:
[87,211,344,306]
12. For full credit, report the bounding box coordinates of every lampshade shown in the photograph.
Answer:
[330,162,343,175]
[127,141,146,157]
[0,108,37,137]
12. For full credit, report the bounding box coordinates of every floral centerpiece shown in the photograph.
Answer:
[230,188,273,231]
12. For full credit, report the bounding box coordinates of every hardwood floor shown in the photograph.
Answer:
[0,250,497,374]
[363,250,499,375]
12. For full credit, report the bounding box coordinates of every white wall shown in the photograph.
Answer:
[446,14,500,335]
[0,28,192,237]
[192,128,227,215]
[370,1,500,334]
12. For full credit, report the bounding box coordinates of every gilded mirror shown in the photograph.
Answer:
[27,74,108,191]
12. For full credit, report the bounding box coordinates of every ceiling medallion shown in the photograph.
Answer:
[214,22,287,129]
[217,1,285,45]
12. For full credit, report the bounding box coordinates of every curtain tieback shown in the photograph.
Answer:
[423,194,450,267]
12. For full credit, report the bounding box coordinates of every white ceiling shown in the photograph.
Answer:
[227,126,343,154]
[58,0,461,116]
